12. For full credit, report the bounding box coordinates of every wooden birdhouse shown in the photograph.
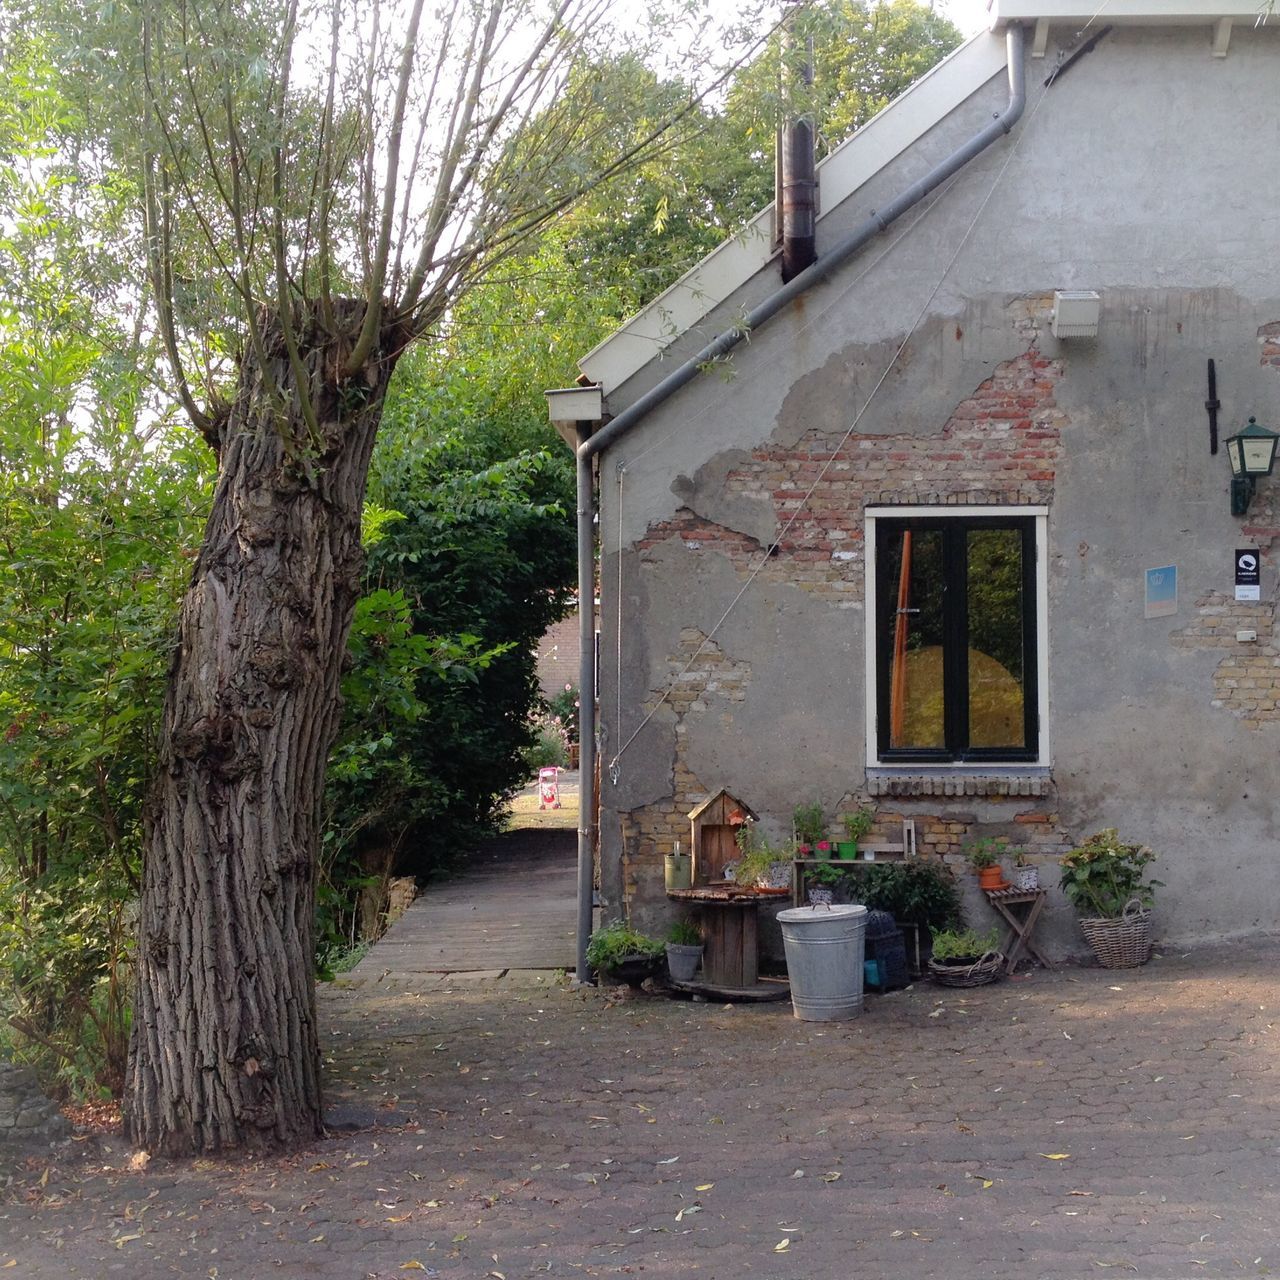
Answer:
[688,790,757,886]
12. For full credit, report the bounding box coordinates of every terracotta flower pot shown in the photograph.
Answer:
[977,865,1008,891]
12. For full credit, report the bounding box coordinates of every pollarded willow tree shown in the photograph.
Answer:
[29,0,773,1154]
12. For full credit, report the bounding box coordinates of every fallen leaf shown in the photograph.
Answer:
[822,1172,841,1183]
[1037,1153,1071,1160]
[981,1179,994,1189]
[114,1234,142,1248]
[928,1008,944,1019]
[1067,1190,1094,1197]
[128,1151,150,1171]
[656,1156,679,1165]
[307,1162,332,1172]
[774,1239,790,1253]
[695,1183,715,1192]
[1180,1135,1196,1141]
[5,1261,18,1268]
[675,1205,702,1222]
[890,1229,904,1239]
[791,1169,804,1178]
[401,1264,428,1273]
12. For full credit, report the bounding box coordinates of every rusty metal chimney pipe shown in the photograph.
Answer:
[780,26,817,282]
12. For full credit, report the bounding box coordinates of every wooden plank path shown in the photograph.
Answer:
[347,828,577,980]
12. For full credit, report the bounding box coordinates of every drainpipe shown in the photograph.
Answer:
[570,25,1026,982]
[575,424,597,984]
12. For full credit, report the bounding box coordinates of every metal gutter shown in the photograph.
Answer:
[569,24,1026,983]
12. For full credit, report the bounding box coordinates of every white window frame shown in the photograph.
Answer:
[863,505,1051,770]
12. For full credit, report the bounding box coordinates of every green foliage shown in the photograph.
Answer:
[546,683,580,748]
[0,45,210,1093]
[1059,829,1161,919]
[667,918,702,947]
[841,806,876,844]
[586,920,664,971]
[805,861,959,929]
[964,836,1008,870]
[930,926,1001,962]
[521,712,571,772]
[792,802,826,846]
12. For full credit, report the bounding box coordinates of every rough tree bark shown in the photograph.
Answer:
[124,302,405,1155]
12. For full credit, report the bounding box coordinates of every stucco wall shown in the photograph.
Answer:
[591,23,1280,957]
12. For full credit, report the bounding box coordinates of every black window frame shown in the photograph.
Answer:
[874,514,1039,764]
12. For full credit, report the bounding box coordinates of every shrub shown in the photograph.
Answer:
[1059,829,1161,918]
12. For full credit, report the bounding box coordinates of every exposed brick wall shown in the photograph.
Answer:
[1172,592,1280,728]
[636,344,1064,610]
[614,317,1068,924]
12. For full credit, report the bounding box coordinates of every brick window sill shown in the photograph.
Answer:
[867,768,1051,799]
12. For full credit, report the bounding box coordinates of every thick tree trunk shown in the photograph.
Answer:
[125,303,404,1155]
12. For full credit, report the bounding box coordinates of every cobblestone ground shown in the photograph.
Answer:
[3,939,1280,1279]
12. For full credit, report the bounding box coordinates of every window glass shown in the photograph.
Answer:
[874,515,1038,763]
[880,528,945,750]
[966,528,1026,750]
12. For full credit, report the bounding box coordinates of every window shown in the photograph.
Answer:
[866,509,1047,765]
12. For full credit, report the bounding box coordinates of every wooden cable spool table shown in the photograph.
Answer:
[665,885,790,1001]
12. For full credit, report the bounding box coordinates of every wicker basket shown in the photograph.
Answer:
[1078,898,1152,968]
[927,950,1004,988]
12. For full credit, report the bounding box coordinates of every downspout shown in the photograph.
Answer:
[572,25,1025,983]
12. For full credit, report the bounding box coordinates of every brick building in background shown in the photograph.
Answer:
[569,2,1280,957]
[535,612,582,702]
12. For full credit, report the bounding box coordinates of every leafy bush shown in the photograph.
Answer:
[521,710,571,771]
[546,684,580,747]
[805,861,960,930]
[1059,829,1161,919]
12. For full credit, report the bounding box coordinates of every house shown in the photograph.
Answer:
[555,0,1280,967]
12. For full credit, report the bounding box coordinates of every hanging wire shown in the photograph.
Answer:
[606,66,1053,778]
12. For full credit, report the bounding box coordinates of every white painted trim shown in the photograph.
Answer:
[991,0,1265,23]
[578,31,1011,397]
[863,506,1051,770]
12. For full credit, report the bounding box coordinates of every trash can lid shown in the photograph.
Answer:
[777,904,868,924]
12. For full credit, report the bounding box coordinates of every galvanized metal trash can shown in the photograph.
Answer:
[777,904,867,1021]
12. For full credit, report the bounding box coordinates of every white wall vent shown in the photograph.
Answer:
[1051,290,1101,339]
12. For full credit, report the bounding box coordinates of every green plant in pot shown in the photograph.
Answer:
[665,918,703,983]
[927,925,1003,987]
[792,802,826,857]
[965,836,1010,891]
[805,860,847,906]
[587,920,664,988]
[838,806,875,860]
[1060,829,1162,968]
[730,821,790,890]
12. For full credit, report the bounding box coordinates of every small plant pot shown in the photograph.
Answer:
[807,887,835,906]
[1012,865,1040,892]
[862,849,875,862]
[977,865,1007,891]
[834,841,856,860]
[665,942,703,983]
[797,844,813,858]
[601,955,663,989]
[927,952,1004,987]
[814,841,833,860]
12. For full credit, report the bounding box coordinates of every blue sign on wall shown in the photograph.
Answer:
[1145,565,1177,619]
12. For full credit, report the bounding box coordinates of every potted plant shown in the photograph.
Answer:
[965,837,1010,891]
[837,806,875,860]
[1059,829,1162,968]
[926,925,1003,987]
[586,920,665,988]
[1011,848,1039,892]
[665,919,703,983]
[730,821,791,891]
[805,861,846,906]
[792,802,825,858]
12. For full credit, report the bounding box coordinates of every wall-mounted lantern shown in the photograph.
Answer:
[1226,416,1280,516]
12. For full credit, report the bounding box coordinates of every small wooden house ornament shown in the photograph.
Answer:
[688,789,758,886]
